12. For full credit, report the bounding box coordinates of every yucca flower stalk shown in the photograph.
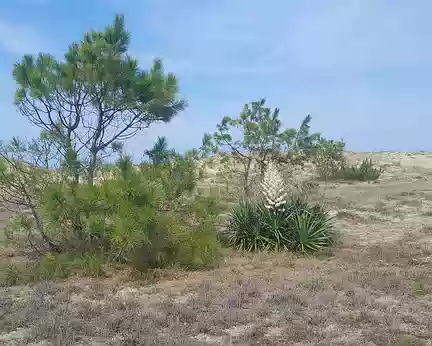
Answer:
[260,161,287,214]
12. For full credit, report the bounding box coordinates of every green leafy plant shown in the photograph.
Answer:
[36,253,71,281]
[0,137,62,253]
[143,136,176,166]
[413,279,430,296]
[203,99,321,198]
[69,254,106,278]
[224,200,268,252]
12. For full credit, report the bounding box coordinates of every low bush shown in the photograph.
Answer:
[39,153,222,273]
[331,158,383,181]
[67,254,106,278]
[30,252,106,281]
[312,138,347,180]
[3,263,23,286]
[36,252,71,281]
[311,139,382,182]
[223,197,334,255]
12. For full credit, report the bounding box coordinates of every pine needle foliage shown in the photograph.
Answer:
[13,14,186,185]
[40,144,222,272]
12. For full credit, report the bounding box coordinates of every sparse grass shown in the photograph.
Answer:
[335,210,365,223]
[0,258,35,287]
[400,191,417,197]
[0,237,430,345]
[374,200,390,213]
[399,198,422,207]
[0,253,107,287]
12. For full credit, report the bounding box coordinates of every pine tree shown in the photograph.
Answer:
[13,14,186,185]
[144,136,176,166]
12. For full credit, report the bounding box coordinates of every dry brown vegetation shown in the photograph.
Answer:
[1,152,432,346]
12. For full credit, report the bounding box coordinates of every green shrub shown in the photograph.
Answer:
[68,254,106,278]
[312,138,347,180]
[3,214,34,248]
[29,252,106,281]
[331,158,383,181]
[126,212,220,272]
[40,152,222,273]
[3,263,23,286]
[36,252,71,281]
[223,197,334,255]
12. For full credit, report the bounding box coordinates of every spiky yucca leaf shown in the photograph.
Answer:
[286,201,334,255]
[260,161,287,213]
[224,196,335,254]
[223,200,269,252]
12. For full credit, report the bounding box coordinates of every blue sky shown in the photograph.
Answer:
[0,0,431,156]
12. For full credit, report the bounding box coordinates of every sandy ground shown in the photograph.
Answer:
[1,152,432,345]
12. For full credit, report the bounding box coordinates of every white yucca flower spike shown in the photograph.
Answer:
[260,160,287,213]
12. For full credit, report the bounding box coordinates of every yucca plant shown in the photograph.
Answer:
[224,197,334,254]
[257,204,292,251]
[224,200,289,252]
[284,199,334,254]
[224,160,335,254]
[223,200,268,252]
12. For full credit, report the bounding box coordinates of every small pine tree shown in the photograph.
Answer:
[13,14,185,186]
[260,161,287,213]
